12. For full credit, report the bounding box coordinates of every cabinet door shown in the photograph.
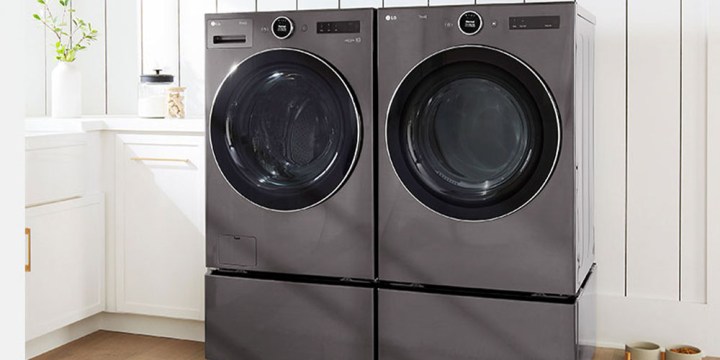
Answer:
[115,134,205,320]
[25,133,88,207]
[25,194,106,341]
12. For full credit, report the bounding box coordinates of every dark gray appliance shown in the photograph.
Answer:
[204,9,375,359]
[377,3,595,359]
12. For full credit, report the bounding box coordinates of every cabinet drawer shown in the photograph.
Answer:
[26,133,88,207]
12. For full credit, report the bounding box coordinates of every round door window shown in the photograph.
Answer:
[210,49,360,211]
[387,46,560,221]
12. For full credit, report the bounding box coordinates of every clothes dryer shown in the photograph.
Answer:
[377,4,596,359]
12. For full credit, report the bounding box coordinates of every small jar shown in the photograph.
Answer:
[139,70,174,118]
[167,87,186,119]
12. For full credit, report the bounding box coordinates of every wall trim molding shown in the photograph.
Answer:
[25,313,204,359]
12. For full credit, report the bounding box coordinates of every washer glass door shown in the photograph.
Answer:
[387,46,560,221]
[210,49,360,211]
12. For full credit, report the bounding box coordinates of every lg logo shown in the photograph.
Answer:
[385,15,398,21]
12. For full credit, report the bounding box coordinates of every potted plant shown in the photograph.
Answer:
[33,0,98,118]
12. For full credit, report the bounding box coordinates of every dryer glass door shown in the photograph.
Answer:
[387,46,560,221]
[210,49,361,211]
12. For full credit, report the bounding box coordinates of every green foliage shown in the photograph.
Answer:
[32,0,98,62]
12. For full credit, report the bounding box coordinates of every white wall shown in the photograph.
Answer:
[25,0,122,117]
[23,0,720,354]
[2,1,27,359]
[581,0,720,353]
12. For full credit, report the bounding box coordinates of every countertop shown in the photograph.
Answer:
[25,131,88,150]
[25,116,205,134]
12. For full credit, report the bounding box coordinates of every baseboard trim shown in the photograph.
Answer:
[100,312,204,342]
[25,312,204,359]
[25,314,102,359]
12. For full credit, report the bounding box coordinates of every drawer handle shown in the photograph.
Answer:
[131,157,190,163]
[25,228,31,273]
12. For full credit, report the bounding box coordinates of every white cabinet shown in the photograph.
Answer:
[25,133,88,207]
[25,194,106,341]
[115,134,205,320]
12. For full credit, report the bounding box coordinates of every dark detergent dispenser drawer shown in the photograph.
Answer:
[207,18,253,49]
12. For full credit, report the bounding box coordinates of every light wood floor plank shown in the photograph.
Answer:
[32,330,718,360]
[32,331,204,360]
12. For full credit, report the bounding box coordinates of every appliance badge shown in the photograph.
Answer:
[344,37,362,44]
[385,14,398,21]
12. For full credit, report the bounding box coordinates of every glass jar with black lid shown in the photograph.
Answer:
[139,69,174,118]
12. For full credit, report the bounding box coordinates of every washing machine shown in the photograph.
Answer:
[377,3,595,359]
[204,9,375,359]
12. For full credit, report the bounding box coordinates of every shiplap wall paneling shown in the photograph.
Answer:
[107,0,140,115]
[429,0,472,6]
[298,0,340,10]
[382,0,428,7]
[217,0,256,12]
[179,0,216,118]
[705,0,720,306]
[575,0,626,297]
[257,0,297,11]
[141,0,179,84]
[43,0,63,115]
[25,1,46,117]
[680,0,709,304]
[340,0,381,8]
[44,0,66,115]
[72,0,107,115]
[681,0,709,304]
[626,0,681,300]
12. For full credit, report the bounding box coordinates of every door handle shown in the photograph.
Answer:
[25,227,31,272]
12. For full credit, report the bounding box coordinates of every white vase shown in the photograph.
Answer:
[51,61,82,118]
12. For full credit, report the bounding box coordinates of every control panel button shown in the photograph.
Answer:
[458,11,483,36]
[272,16,294,39]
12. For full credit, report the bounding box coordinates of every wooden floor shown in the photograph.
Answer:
[33,331,204,360]
[33,331,717,360]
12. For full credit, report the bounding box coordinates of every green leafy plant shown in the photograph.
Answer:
[32,0,98,62]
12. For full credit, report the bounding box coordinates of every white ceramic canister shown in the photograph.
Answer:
[139,69,174,118]
[51,61,82,118]
[626,342,662,360]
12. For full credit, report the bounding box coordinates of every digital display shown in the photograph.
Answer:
[317,21,361,34]
[509,16,561,30]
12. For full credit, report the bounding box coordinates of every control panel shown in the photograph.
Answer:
[509,16,561,30]
[208,15,367,48]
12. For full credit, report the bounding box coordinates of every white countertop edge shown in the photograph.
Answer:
[25,131,89,150]
[26,116,206,134]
